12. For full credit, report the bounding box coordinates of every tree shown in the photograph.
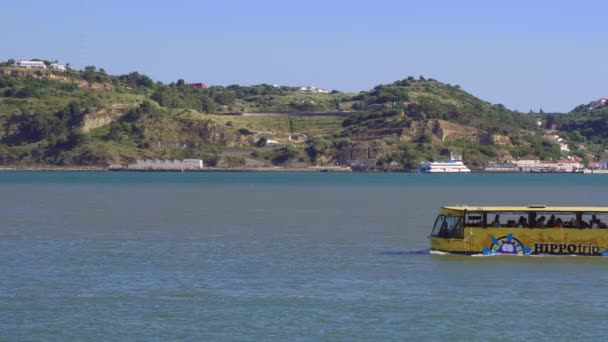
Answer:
[256,137,268,147]
[201,96,215,113]
[82,66,97,82]
[176,79,185,87]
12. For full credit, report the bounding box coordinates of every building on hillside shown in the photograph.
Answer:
[264,139,281,147]
[186,82,208,88]
[298,86,329,94]
[589,98,607,110]
[15,59,46,69]
[544,134,562,142]
[50,63,66,71]
[543,134,569,152]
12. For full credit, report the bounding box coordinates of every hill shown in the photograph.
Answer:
[538,98,608,156]
[0,58,578,170]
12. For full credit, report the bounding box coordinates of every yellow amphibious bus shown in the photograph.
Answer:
[430,205,608,256]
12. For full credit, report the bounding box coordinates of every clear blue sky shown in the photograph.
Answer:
[2,0,607,112]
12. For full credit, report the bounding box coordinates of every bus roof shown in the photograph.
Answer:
[442,205,608,213]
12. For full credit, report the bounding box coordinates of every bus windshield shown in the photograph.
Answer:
[432,215,463,238]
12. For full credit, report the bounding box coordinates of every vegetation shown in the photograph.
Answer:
[0,58,604,169]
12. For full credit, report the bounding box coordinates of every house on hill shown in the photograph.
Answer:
[15,59,46,69]
[50,63,66,71]
[299,86,329,94]
[589,98,607,110]
[186,82,208,89]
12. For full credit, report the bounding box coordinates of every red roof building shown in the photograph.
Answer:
[186,82,208,88]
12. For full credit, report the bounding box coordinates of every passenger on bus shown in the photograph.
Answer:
[517,216,527,228]
[536,216,546,228]
[565,218,575,228]
[555,218,564,228]
[576,218,589,229]
[491,215,501,227]
[591,215,601,229]
[506,220,516,227]
[547,215,556,228]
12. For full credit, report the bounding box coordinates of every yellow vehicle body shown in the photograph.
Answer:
[430,206,608,256]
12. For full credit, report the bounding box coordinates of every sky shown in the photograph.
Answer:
[2,0,607,112]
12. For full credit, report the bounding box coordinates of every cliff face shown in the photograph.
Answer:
[135,117,257,150]
[82,106,129,132]
[0,67,112,90]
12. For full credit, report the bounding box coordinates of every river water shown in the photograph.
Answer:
[2,172,608,340]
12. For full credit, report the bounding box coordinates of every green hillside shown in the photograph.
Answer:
[0,59,589,169]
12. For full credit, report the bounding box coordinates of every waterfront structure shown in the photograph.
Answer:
[418,160,471,173]
[15,59,46,69]
[483,162,519,172]
[127,159,203,170]
[513,156,539,171]
[418,153,470,173]
[512,156,582,172]
[430,205,608,256]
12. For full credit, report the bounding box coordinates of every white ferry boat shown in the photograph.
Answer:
[417,155,471,173]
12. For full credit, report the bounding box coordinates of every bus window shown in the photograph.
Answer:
[445,216,463,238]
[431,215,446,237]
[589,213,608,229]
[485,212,530,228]
[466,212,483,227]
[432,215,463,238]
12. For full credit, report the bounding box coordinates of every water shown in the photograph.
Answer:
[2,172,608,341]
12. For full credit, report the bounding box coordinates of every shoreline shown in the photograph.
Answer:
[0,166,354,173]
[0,166,601,174]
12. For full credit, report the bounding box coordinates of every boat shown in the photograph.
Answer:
[430,205,608,256]
[418,154,471,173]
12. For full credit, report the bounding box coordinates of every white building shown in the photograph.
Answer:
[265,139,279,147]
[15,59,46,69]
[299,86,329,94]
[50,63,66,71]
